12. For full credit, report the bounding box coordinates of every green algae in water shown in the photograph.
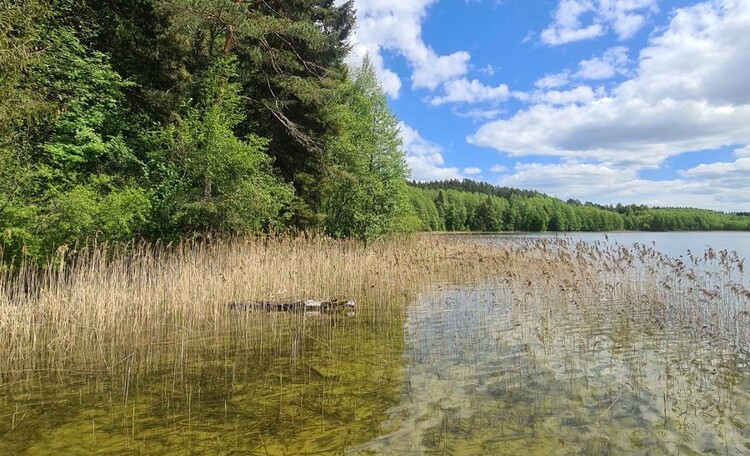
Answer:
[0,309,406,455]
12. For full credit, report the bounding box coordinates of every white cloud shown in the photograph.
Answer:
[411,51,472,91]
[498,162,639,198]
[453,108,504,121]
[681,156,750,187]
[490,165,508,173]
[497,161,750,210]
[478,65,496,76]
[620,0,750,106]
[537,86,598,105]
[430,79,511,105]
[541,0,658,46]
[535,72,571,89]
[533,46,630,93]
[399,122,463,181]
[463,167,482,175]
[735,145,750,157]
[576,46,630,79]
[343,0,471,97]
[469,0,750,169]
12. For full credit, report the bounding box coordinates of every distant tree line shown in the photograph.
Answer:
[407,180,750,232]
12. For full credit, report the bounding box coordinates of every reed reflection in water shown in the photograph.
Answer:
[356,237,750,455]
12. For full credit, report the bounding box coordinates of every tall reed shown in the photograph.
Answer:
[1,233,748,387]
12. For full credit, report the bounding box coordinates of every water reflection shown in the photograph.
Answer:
[356,283,750,455]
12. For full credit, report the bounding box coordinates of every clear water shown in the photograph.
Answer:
[2,233,750,455]
[0,311,407,454]
[510,231,750,262]
[356,283,750,455]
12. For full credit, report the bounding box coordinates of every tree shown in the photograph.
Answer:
[472,196,506,231]
[322,57,409,240]
[152,57,293,236]
[1,24,152,260]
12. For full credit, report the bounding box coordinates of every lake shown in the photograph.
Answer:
[353,232,750,454]
[1,233,749,454]
[509,231,750,262]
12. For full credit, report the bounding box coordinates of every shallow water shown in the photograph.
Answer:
[355,282,750,455]
[509,231,750,262]
[2,235,750,454]
[0,310,406,454]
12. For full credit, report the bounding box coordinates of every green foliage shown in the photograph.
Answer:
[0,0,52,141]
[38,29,141,181]
[407,181,747,233]
[406,186,442,231]
[3,0,750,267]
[0,22,152,262]
[40,183,150,250]
[322,57,409,240]
[152,57,293,236]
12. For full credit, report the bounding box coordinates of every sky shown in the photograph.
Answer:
[339,0,750,212]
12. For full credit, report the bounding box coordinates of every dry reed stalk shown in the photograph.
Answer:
[0,235,497,384]
[0,233,748,389]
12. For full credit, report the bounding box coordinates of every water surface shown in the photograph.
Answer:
[356,281,750,454]
[511,231,750,261]
[2,233,749,454]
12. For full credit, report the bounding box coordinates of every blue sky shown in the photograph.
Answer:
[341,0,750,211]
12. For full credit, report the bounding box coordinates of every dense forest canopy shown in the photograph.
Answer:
[0,0,410,266]
[1,0,749,267]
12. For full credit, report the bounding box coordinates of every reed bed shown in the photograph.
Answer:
[1,233,749,453]
[0,235,411,383]
[1,234,748,386]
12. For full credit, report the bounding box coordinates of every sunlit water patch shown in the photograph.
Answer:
[0,309,406,455]
[355,279,750,455]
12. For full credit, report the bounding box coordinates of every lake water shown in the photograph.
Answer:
[1,232,749,454]
[513,231,750,262]
[350,232,750,454]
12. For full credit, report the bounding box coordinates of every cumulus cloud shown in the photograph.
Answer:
[534,46,631,92]
[681,157,750,187]
[577,46,630,79]
[463,167,482,175]
[343,0,471,97]
[498,162,639,198]
[535,72,571,89]
[735,145,750,157]
[469,0,750,168]
[399,122,463,181]
[430,79,511,105]
[541,0,658,46]
[537,86,598,105]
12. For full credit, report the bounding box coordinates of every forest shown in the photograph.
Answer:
[2,0,749,267]
[1,0,413,266]
[408,180,750,233]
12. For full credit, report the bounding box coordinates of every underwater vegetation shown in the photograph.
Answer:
[0,234,748,454]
